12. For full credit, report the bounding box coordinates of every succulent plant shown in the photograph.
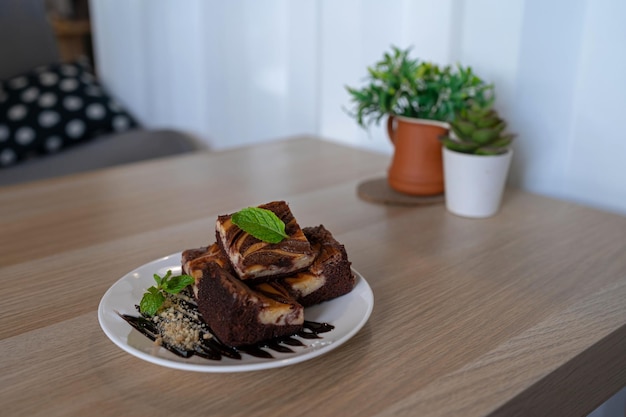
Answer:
[345,46,493,128]
[440,104,515,155]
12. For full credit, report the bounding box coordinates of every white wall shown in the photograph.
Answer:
[566,0,626,214]
[90,0,626,218]
[90,0,319,150]
[318,0,456,154]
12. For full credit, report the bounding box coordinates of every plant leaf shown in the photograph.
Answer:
[471,128,500,144]
[140,289,165,316]
[163,274,195,294]
[490,133,516,148]
[450,120,475,138]
[153,270,171,287]
[153,274,162,287]
[440,136,478,153]
[475,147,507,156]
[231,207,289,244]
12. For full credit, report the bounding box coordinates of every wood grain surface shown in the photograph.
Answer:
[1,137,625,417]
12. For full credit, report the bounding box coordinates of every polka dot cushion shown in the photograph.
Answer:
[0,60,139,168]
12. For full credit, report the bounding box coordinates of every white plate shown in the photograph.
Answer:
[98,252,374,372]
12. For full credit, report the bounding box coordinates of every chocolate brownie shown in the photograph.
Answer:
[278,225,355,306]
[215,201,316,283]
[182,243,232,297]
[196,262,304,347]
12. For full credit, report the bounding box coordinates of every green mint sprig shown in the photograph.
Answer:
[139,270,195,316]
[231,207,289,244]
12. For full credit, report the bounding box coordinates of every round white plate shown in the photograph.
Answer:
[98,252,374,372]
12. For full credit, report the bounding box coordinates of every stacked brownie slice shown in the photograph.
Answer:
[181,201,355,347]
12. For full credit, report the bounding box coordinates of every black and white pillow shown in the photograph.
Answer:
[0,59,139,168]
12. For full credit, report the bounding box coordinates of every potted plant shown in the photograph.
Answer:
[439,103,516,218]
[346,46,493,196]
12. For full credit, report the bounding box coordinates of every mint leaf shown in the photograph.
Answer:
[231,207,289,244]
[153,274,162,286]
[139,271,194,316]
[140,289,165,316]
[163,274,195,294]
[153,270,171,286]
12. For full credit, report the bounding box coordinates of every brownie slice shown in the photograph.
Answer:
[215,201,316,283]
[278,225,355,307]
[196,263,304,347]
[182,243,232,297]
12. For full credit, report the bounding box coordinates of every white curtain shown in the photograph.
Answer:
[90,0,626,217]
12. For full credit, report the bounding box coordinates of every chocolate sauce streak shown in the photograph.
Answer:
[119,290,334,361]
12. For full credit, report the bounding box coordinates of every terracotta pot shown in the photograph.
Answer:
[386,115,449,196]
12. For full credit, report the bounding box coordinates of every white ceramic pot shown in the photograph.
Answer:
[442,147,513,218]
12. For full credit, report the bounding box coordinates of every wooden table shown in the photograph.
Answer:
[1,137,625,417]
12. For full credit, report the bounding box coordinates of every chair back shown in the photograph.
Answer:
[0,0,60,79]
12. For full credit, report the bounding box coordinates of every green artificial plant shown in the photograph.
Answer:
[346,46,493,128]
[440,103,516,155]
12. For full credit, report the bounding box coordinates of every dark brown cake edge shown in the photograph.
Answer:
[291,225,356,307]
[196,263,303,347]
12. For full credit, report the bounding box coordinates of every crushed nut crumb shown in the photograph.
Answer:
[149,291,209,352]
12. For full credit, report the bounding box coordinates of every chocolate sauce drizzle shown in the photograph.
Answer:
[119,290,334,361]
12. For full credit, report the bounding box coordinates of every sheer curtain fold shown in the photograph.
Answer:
[90,0,626,216]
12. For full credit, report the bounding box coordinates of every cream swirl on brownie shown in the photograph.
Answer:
[215,201,316,283]
[182,243,232,297]
[277,225,355,307]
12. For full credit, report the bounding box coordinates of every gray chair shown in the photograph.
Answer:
[0,0,205,187]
